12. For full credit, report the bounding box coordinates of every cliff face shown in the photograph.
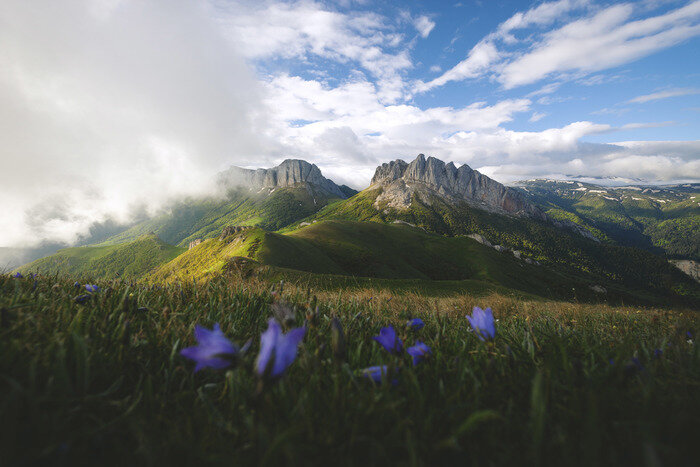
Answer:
[371,154,545,219]
[219,159,347,198]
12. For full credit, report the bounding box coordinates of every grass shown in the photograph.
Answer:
[15,234,185,280]
[1,273,699,466]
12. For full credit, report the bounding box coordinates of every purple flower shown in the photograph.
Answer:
[466,306,496,341]
[407,318,425,330]
[74,294,91,304]
[653,349,663,359]
[12,272,22,278]
[255,319,306,379]
[373,326,403,354]
[74,282,81,288]
[180,323,238,373]
[406,341,432,366]
[85,284,100,293]
[361,365,398,385]
[361,365,387,383]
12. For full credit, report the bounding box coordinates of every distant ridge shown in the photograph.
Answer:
[218,159,347,198]
[371,154,545,219]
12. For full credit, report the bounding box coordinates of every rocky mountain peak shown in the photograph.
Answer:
[218,159,347,198]
[371,154,545,219]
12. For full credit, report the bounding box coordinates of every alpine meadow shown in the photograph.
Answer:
[1,1,699,466]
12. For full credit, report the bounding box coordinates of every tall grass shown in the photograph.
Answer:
[1,274,698,466]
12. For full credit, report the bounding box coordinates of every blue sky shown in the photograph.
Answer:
[0,0,698,246]
[216,0,700,186]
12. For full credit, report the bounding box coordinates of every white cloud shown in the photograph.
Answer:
[0,0,266,247]
[417,0,588,92]
[415,41,500,92]
[499,1,700,88]
[414,15,436,38]
[217,0,413,102]
[627,87,700,103]
[529,112,548,122]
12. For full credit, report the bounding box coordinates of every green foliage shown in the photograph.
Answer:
[15,235,184,280]
[517,181,700,260]
[294,192,698,304]
[148,220,698,307]
[1,275,699,465]
[103,185,341,247]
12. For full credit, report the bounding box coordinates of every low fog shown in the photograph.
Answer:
[0,0,272,251]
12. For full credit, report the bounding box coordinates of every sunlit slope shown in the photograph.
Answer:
[15,234,185,279]
[147,220,697,305]
[287,189,697,297]
[102,186,342,247]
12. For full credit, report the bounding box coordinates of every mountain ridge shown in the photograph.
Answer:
[371,154,546,220]
[218,159,347,198]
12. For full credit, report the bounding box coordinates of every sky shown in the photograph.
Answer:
[0,0,699,248]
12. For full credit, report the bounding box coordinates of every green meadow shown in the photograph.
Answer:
[1,273,698,466]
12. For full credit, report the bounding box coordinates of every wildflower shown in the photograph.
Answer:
[73,282,81,288]
[653,349,663,359]
[85,284,100,293]
[407,318,425,330]
[466,306,496,341]
[180,323,238,373]
[360,365,398,385]
[406,341,432,366]
[74,294,91,304]
[361,365,386,383]
[12,272,22,278]
[373,326,403,354]
[256,318,306,379]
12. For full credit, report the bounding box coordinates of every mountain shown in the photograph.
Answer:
[371,154,545,219]
[15,234,184,279]
[97,159,348,248]
[218,159,347,198]
[515,179,700,261]
[13,155,699,306]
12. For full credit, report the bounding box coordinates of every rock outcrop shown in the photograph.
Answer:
[371,154,546,219]
[218,159,347,198]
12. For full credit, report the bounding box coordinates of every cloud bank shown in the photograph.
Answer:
[0,0,267,247]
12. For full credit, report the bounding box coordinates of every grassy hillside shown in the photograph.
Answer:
[288,189,698,300]
[15,234,184,279]
[149,220,699,307]
[102,185,343,248]
[517,180,700,260]
[2,274,699,465]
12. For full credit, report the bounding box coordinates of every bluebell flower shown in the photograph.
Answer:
[406,341,432,366]
[85,284,100,293]
[653,348,663,359]
[12,272,22,278]
[361,365,398,385]
[180,323,238,373]
[373,326,403,354]
[361,365,388,383]
[74,294,91,304]
[466,306,496,341]
[407,318,425,330]
[255,318,306,379]
[74,282,81,288]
